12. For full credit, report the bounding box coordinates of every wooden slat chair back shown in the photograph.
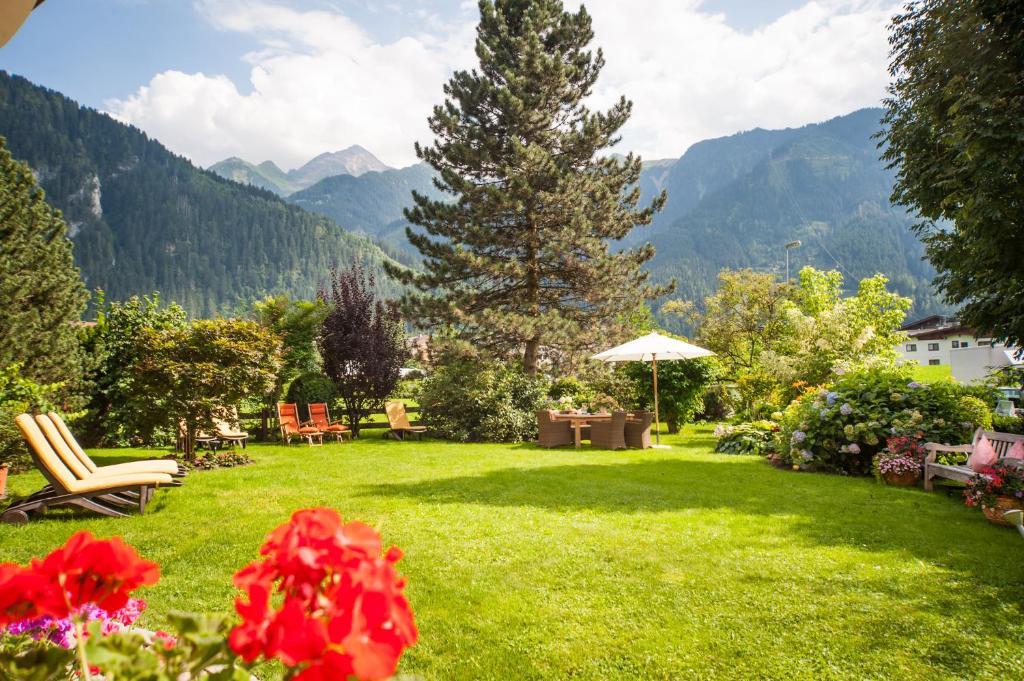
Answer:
[2,415,171,524]
[308,403,351,442]
[46,412,181,478]
[277,402,323,445]
[384,402,426,440]
[924,427,1024,491]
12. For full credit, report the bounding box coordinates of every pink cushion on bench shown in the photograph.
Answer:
[968,435,998,471]
[1007,440,1024,461]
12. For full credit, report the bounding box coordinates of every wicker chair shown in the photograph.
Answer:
[625,411,654,449]
[589,411,627,450]
[537,410,573,448]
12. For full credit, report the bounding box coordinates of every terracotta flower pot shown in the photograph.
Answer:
[883,469,920,487]
[0,465,7,499]
[982,496,1024,527]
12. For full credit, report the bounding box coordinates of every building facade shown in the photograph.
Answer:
[897,315,1020,383]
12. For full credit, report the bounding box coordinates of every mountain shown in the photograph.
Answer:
[209,145,391,196]
[207,157,298,196]
[631,109,946,325]
[289,146,390,186]
[0,71,401,317]
[287,163,443,264]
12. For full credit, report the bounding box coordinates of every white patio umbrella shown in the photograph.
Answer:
[591,332,715,446]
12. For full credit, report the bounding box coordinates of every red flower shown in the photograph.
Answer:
[0,563,52,625]
[230,508,417,681]
[31,531,159,616]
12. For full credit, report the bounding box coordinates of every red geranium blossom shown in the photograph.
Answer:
[30,531,160,616]
[0,563,52,625]
[230,508,417,681]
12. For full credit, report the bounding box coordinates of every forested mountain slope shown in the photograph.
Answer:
[0,72,400,316]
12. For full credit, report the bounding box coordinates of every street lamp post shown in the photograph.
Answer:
[784,240,802,283]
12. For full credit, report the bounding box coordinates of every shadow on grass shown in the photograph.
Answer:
[361,456,1024,605]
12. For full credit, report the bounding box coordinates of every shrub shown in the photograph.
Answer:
[992,413,1024,434]
[713,420,779,456]
[548,376,595,406]
[779,368,979,475]
[700,383,738,420]
[285,372,339,420]
[0,364,62,470]
[957,395,992,430]
[626,357,723,433]
[418,358,547,442]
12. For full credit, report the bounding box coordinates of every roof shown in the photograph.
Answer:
[906,324,978,340]
[900,314,959,332]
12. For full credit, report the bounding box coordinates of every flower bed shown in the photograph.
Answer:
[779,369,984,475]
[965,462,1024,526]
[713,421,779,456]
[178,450,254,471]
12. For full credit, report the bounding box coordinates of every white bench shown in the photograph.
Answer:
[924,428,1024,491]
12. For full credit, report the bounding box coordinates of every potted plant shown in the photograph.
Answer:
[875,435,926,486]
[591,393,619,415]
[876,451,921,486]
[965,462,1024,526]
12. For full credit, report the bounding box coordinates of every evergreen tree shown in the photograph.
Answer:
[389,0,670,375]
[0,135,87,391]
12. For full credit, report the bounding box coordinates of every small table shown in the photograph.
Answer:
[552,412,611,448]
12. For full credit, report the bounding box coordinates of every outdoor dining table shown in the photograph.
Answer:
[551,412,611,449]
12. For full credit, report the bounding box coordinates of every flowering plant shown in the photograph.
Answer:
[875,452,921,477]
[0,509,416,681]
[714,421,779,456]
[964,463,1024,509]
[779,369,987,475]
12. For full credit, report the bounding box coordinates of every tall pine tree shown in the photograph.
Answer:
[389,0,670,375]
[0,135,87,390]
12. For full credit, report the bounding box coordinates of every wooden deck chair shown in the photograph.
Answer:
[2,415,173,525]
[277,403,323,446]
[307,403,351,442]
[215,407,249,449]
[384,402,426,441]
[48,412,182,477]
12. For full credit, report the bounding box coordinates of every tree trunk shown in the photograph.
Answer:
[523,338,540,377]
[184,420,196,461]
[667,418,679,434]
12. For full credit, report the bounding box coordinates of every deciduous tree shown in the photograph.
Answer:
[317,265,404,437]
[133,319,281,457]
[881,0,1024,349]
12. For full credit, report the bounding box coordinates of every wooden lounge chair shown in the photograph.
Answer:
[537,410,574,448]
[47,412,182,477]
[177,420,220,453]
[278,402,323,445]
[2,414,173,524]
[625,411,654,449]
[215,407,249,449]
[384,402,426,441]
[307,403,351,442]
[924,427,1024,491]
[589,411,627,450]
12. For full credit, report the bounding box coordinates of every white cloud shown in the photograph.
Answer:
[106,0,897,170]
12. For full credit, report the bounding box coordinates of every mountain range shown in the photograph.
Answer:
[0,72,400,317]
[0,70,946,323]
[208,145,390,196]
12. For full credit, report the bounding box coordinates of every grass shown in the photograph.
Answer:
[909,364,954,383]
[2,426,1023,679]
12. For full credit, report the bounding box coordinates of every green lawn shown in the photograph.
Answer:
[2,427,1023,679]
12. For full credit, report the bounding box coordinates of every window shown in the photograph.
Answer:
[905,343,917,352]
[951,340,959,349]
[961,341,969,348]
[928,343,940,351]
[929,359,941,366]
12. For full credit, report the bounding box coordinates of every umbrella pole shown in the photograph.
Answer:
[652,354,660,446]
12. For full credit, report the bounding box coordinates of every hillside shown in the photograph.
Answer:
[0,71,401,316]
[631,109,945,324]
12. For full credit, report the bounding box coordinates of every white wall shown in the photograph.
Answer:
[950,346,1018,384]
[897,333,976,368]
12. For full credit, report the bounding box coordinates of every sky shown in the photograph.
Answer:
[1,0,900,170]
